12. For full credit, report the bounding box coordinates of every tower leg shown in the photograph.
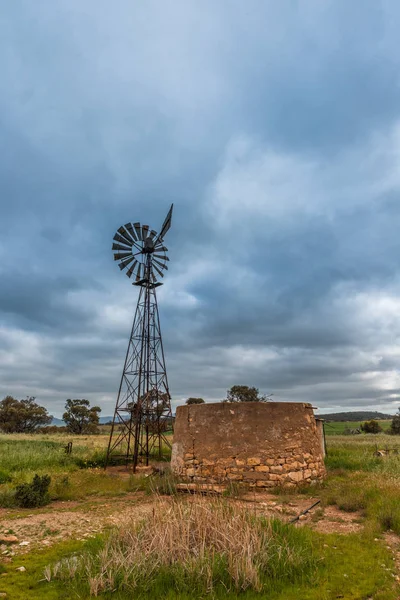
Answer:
[106,282,173,471]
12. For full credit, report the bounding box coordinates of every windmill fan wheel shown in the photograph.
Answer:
[112,222,169,283]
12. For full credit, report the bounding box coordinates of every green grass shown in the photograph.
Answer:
[0,431,400,598]
[324,420,392,435]
[0,529,396,600]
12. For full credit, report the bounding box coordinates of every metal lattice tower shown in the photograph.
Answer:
[106,206,173,471]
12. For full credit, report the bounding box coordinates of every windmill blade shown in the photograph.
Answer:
[125,223,138,242]
[113,252,132,261]
[118,256,135,270]
[153,253,169,261]
[118,226,135,245]
[157,204,173,241]
[154,243,168,252]
[112,242,131,252]
[153,258,168,270]
[126,260,138,278]
[114,233,133,247]
[142,225,149,239]
[152,263,165,278]
[149,229,157,239]
[134,222,142,241]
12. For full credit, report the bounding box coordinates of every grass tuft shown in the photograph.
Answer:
[47,497,317,596]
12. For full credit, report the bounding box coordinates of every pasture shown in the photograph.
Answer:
[0,432,399,599]
[323,419,392,435]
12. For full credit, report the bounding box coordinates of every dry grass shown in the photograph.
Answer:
[46,496,316,596]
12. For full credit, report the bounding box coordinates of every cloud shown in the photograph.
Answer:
[1,1,400,416]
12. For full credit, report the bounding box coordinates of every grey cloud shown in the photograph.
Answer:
[1,1,400,416]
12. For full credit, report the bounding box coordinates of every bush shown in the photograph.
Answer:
[360,420,382,434]
[185,397,205,405]
[15,474,51,508]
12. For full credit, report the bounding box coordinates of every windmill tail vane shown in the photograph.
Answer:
[106,205,174,471]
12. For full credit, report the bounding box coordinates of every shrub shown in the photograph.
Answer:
[15,474,51,508]
[185,397,205,405]
[360,420,382,434]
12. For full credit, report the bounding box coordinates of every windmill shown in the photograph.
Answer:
[106,205,174,471]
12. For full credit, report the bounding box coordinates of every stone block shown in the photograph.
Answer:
[288,471,303,482]
[303,469,312,479]
[227,473,243,480]
[255,465,269,473]
[247,457,261,466]
[256,480,276,488]
[245,472,269,481]
[270,465,283,474]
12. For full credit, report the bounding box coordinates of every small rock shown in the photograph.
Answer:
[18,542,29,547]
[0,537,18,545]
[15,566,26,572]
[299,514,307,521]
[0,593,7,597]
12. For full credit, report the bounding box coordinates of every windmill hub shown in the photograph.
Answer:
[143,237,155,253]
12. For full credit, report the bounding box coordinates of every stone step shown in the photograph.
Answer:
[176,483,226,495]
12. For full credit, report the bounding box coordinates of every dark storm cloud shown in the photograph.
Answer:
[1,1,400,415]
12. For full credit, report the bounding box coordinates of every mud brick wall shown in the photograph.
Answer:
[171,402,326,488]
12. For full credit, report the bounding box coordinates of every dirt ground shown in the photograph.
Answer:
[0,487,366,560]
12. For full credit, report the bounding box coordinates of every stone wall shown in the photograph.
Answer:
[171,402,326,488]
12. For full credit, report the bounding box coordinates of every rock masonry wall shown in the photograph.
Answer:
[171,402,326,488]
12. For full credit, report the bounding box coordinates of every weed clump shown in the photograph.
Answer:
[15,474,51,508]
[46,497,317,596]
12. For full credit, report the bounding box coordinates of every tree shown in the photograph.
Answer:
[360,419,382,434]
[63,399,101,434]
[223,385,268,403]
[390,410,400,435]
[185,398,205,405]
[0,396,52,433]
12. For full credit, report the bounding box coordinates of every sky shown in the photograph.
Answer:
[1,1,400,417]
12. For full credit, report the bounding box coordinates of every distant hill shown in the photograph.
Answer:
[317,411,394,422]
[51,416,113,426]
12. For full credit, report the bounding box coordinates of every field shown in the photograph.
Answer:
[324,420,392,435]
[0,432,399,599]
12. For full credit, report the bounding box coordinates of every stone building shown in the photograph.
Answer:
[171,401,326,488]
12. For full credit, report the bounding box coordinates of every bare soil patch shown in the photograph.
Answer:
[0,492,154,558]
[0,485,367,564]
